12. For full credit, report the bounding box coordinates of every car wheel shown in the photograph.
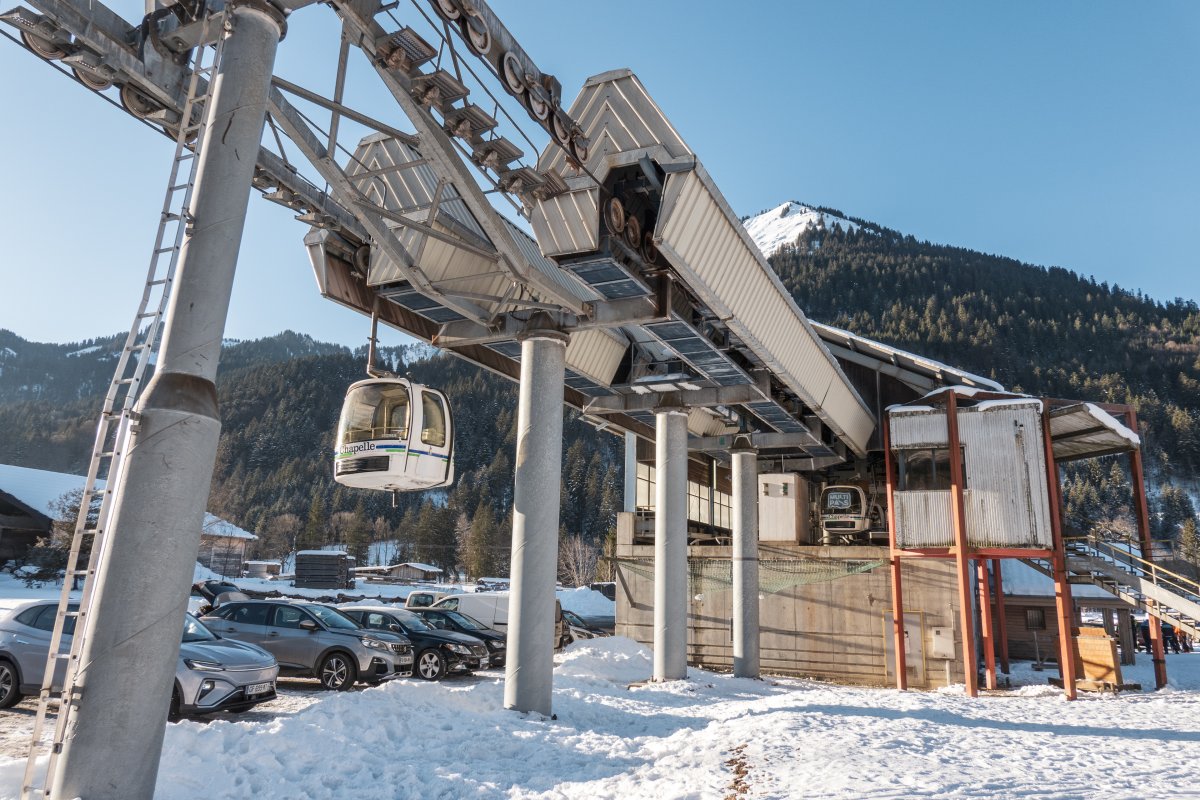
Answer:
[167,688,182,723]
[319,652,358,691]
[0,660,22,709]
[416,649,447,681]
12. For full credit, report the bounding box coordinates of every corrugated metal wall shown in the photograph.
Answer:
[890,403,1053,549]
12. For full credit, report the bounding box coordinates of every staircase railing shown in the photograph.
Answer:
[1066,534,1200,606]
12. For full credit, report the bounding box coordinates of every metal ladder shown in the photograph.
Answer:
[21,16,227,799]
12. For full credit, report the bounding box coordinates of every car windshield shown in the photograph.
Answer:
[563,611,585,626]
[394,609,433,632]
[182,614,217,643]
[304,605,360,630]
[443,611,486,631]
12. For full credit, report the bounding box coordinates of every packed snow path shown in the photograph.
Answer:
[3,639,1198,799]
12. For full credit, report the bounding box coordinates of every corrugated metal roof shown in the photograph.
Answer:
[812,322,1004,393]
[1049,403,1141,462]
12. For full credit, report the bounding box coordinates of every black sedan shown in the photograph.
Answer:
[412,608,507,668]
[341,606,490,681]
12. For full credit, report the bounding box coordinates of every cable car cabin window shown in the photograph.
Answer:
[339,384,410,445]
[897,447,966,491]
[421,392,447,447]
[822,488,863,516]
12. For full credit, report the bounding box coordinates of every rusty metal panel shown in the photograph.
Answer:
[654,167,875,456]
[957,403,1052,549]
[530,187,600,258]
[889,407,950,448]
[895,491,954,548]
[565,328,626,387]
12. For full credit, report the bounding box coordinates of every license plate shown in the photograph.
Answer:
[245,682,273,696]
[397,655,414,664]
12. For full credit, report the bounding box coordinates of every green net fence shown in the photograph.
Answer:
[613,556,887,597]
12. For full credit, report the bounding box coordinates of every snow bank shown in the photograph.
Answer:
[556,587,615,618]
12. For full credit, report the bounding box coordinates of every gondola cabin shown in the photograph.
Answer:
[818,485,885,545]
[334,378,454,491]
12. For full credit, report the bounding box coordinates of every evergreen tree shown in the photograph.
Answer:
[297,491,326,552]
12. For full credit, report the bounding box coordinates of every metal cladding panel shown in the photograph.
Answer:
[889,408,950,448]
[530,188,601,258]
[958,404,1052,549]
[565,328,627,387]
[655,168,874,456]
[894,491,955,549]
[501,217,599,304]
[687,407,733,437]
[350,135,488,245]
[536,69,693,177]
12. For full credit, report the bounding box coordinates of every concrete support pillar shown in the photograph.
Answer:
[653,406,689,681]
[504,331,568,716]
[730,441,759,678]
[53,6,284,798]
[624,431,637,513]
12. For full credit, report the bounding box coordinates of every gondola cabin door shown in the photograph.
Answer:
[334,378,454,491]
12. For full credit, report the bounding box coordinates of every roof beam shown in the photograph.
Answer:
[583,384,767,415]
[690,430,824,452]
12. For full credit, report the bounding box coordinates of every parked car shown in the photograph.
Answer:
[403,590,451,609]
[190,579,245,615]
[0,601,278,719]
[340,606,489,680]
[411,608,507,667]
[430,592,570,650]
[202,600,413,689]
[562,609,607,642]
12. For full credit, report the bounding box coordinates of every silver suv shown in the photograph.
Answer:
[202,600,413,689]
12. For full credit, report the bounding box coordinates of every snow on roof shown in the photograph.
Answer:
[0,463,255,540]
[399,562,442,573]
[297,549,349,556]
[0,463,94,518]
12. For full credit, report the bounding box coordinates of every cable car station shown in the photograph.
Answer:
[2,0,1191,797]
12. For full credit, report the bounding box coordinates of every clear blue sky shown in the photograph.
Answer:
[1,1,1196,347]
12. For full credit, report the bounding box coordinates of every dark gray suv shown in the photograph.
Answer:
[202,600,413,689]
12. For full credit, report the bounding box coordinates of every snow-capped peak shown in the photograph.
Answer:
[743,201,858,257]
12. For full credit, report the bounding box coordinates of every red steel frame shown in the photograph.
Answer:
[1126,409,1167,689]
[992,559,1011,674]
[883,416,907,690]
[882,388,1119,700]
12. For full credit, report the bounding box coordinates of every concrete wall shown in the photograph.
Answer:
[615,513,967,688]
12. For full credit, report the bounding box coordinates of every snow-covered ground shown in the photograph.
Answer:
[2,641,1199,799]
[4,572,1200,799]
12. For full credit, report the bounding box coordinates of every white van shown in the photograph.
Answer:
[432,592,568,648]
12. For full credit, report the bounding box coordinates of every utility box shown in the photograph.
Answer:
[757,473,812,543]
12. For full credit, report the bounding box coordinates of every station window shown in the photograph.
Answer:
[1025,608,1046,631]
[635,462,730,528]
[896,447,966,491]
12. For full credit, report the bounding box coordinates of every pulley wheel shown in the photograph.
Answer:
[74,66,112,91]
[624,214,641,250]
[433,0,460,21]
[21,30,67,60]
[605,197,626,235]
[571,136,590,164]
[465,11,491,56]
[501,51,525,95]
[354,244,371,274]
[641,231,660,266]
[120,83,162,120]
[527,92,550,121]
[551,112,571,147]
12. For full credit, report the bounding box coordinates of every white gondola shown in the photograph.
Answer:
[334,377,455,491]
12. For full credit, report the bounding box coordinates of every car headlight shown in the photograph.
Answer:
[445,643,471,655]
[361,637,391,651]
[488,641,505,650]
[185,659,225,672]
